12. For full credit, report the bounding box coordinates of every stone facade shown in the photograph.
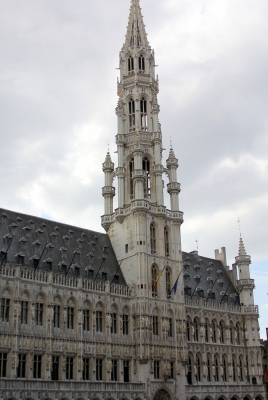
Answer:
[0,1,266,400]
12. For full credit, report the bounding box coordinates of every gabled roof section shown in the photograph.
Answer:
[125,0,149,48]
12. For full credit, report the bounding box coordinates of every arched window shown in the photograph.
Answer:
[139,55,145,72]
[111,304,118,334]
[152,308,159,335]
[129,98,135,131]
[223,355,227,382]
[151,264,158,297]
[140,97,147,130]
[187,354,193,384]
[196,354,201,381]
[205,319,209,342]
[143,157,150,198]
[193,317,199,342]
[150,224,156,255]
[230,321,234,344]
[207,355,211,382]
[0,289,11,323]
[129,158,134,199]
[232,355,237,381]
[212,320,216,343]
[215,355,219,382]
[239,356,243,381]
[167,310,173,337]
[128,56,134,73]
[166,268,171,299]
[164,227,170,258]
[219,320,224,343]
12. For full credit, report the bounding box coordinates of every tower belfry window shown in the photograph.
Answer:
[164,227,170,257]
[139,55,145,73]
[150,223,156,255]
[128,56,134,73]
[129,98,135,131]
[129,158,134,199]
[140,97,147,130]
[143,157,150,198]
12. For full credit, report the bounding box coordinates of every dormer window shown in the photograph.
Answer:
[140,97,147,130]
[129,98,135,131]
[128,56,134,73]
[1,250,7,264]
[15,252,25,265]
[102,272,107,281]
[43,258,53,270]
[138,55,145,73]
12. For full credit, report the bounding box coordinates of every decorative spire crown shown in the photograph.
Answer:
[238,236,247,257]
[125,0,149,48]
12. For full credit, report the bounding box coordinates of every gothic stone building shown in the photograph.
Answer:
[0,1,265,400]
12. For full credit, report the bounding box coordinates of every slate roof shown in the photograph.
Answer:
[182,251,239,304]
[0,208,126,285]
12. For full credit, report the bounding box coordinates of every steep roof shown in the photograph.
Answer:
[0,207,126,285]
[182,251,239,304]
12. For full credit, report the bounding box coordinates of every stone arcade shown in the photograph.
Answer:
[0,1,265,400]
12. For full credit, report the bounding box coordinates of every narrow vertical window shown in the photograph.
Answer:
[53,305,60,328]
[164,227,170,257]
[166,269,171,299]
[212,320,216,343]
[123,360,130,382]
[129,99,135,131]
[187,356,192,384]
[128,56,134,73]
[67,307,74,329]
[170,362,174,379]
[239,357,243,381]
[83,309,90,331]
[197,355,201,381]
[140,97,148,130]
[215,356,219,382]
[66,357,74,380]
[151,264,158,297]
[96,359,103,381]
[96,311,103,332]
[1,298,10,322]
[168,317,173,337]
[187,317,191,341]
[83,358,90,380]
[153,315,159,335]
[220,320,224,343]
[143,157,150,197]
[33,355,42,379]
[35,303,43,326]
[111,313,117,334]
[51,356,59,381]
[207,356,211,382]
[150,225,156,255]
[129,158,134,199]
[154,361,160,379]
[223,357,227,382]
[194,317,199,342]
[139,55,145,72]
[21,301,28,325]
[233,356,237,381]
[123,313,129,335]
[205,321,209,342]
[111,359,118,381]
[17,354,26,378]
[0,353,7,377]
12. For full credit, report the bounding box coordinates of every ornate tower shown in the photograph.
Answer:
[101,0,184,300]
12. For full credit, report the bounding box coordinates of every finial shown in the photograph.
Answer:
[237,217,241,237]
[196,238,199,253]
[170,137,173,150]
[107,141,110,154]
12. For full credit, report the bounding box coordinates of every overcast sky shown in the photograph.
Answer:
[0,0,267,337]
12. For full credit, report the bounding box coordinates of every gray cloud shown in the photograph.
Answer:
[0,0,267,336]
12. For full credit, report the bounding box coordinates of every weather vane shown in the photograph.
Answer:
[237,218,241,236]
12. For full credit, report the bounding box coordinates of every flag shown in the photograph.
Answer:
[172,277,179,294]
[265,362,268,379]
[152,266,166,291]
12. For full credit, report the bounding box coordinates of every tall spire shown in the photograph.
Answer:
[125,0,149,48]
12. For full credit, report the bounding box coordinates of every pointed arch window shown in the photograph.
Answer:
[139,55,145,73]
[207,355,211,382]
[164,227,170,257]
[150,223,156,255]
[196,354,201,381]
[140,97,148,130]
[232,355,237,381]
[128,56,134,74]
[219,320,225,343]
[151,264,158,297]
[193,317,199,342]
[215,355,219,382]
[143,157,150,198]
[212,320,216,343]
[239,356,243,381]
[187,355,193,385]
[129,98,135,131]
[166,268,171,299]
[223,355,227,382]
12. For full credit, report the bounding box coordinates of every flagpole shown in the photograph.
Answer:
[220,282,231,304]
[190,275,202,299]
[110,260,123,285]
[205,277,218,301]
[170,267,184,295]
[152,264,167,291]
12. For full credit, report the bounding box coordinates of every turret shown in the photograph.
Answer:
[102,151,115,220]
[235,235,254,306]
[166,145,180,211]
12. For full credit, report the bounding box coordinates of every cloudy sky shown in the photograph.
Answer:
[0,0,267,337]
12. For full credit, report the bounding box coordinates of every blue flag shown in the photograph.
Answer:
[173,277,179,294]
